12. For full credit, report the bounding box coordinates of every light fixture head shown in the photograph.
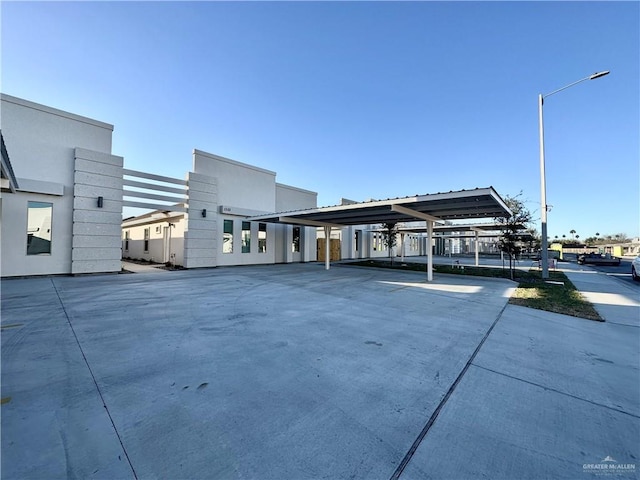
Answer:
[589,70,610,80]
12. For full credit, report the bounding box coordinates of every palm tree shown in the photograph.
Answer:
[570,229,576,239]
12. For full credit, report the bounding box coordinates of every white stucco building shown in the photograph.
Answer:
[0,94,318,277]
[1,94,124,277]
[122,150,318,268]
[1,94,513,278]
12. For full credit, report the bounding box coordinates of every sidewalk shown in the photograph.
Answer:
[560,262,639,327]
[121,260,168,273]
[401,261,639,479]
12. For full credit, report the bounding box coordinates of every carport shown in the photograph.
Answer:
[374,222,526,266]
[250,187,512,281]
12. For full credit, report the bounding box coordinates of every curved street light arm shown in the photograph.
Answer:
[543,71,610,99]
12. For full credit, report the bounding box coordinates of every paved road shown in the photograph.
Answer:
[577,258,638,288]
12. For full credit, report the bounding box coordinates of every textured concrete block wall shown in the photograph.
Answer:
[72,148,123,274]
[184,172,217,268]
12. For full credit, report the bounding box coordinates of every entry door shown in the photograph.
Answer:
[317,238,341,261]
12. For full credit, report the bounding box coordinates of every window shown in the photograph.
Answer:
[27,201,52,255]
[155,226,161,234]
[292,226,300,253]
[373,233,378,251]
[258,223,267,253]
[223,219,233,253]
[355,231,360,252]
[124,231,130,251]
[144,228,150,253]
[242,221,251,253]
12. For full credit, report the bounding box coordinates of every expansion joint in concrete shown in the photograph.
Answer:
[470,364,640,419]
[389,301,510,480]
[50,279,139,479]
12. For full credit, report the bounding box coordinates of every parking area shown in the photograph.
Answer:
[2,263,638,479]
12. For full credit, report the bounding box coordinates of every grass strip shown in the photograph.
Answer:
[346,260,603,321]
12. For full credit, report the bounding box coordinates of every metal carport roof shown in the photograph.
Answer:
[250,187,511,227]
[248,187,512,281]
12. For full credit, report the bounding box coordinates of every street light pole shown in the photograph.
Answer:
[538,93,549,278]
[538,70,609,279]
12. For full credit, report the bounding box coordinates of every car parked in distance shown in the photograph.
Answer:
[577,252,621,266]
[632,255,640,281]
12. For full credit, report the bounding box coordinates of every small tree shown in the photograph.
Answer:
[494,193,532,280]
[380,222,398,264]
[526,227,541,254]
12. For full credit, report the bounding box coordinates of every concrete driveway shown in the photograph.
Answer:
[1,263,637,479]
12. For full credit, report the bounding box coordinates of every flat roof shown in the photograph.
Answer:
[249,187,512,227]
[1,94,114,131]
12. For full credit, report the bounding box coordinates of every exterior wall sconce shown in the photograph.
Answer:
[201,209,207,218]
[97,196,104,208]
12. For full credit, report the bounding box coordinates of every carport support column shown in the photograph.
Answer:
[475,230,479,266]
[324,226,331,270]
[426,220,433,282]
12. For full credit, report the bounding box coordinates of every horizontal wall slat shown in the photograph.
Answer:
[75,158,123,179]
[72,247,123,261]
[74,183,121,199]
[122,200,187,212]
[73,235,124,248]
[124,168,187,186]
[73,210,123,224]
[123,179,187,195]
[71,259,121,275]
[123,189,186,204]
[76,171,123,190]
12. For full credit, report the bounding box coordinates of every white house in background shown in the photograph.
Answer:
[122,209,186,266]
[121,150,318,267]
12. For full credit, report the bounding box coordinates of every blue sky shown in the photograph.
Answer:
[2,1,638,239]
